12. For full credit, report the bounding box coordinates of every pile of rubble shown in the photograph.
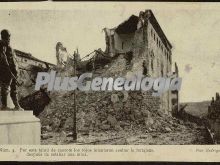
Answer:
[40,90,187,134]
[39,55,188,136]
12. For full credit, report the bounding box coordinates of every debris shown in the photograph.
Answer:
[111,94,119,103]
[107,114,118,127]
[41,133,53,140]
[100,124,111,130]
[165,127,172,133]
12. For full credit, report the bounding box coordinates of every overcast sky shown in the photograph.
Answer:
[0,2,219,103]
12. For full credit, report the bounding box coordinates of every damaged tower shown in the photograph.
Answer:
[104,10,179,115]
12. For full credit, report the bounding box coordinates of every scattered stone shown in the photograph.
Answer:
[122,91,129,102]
[59,131,67,142]
[165,127,172,133]
[111,94,119,103]
[107,115,118,127]
[114,124,122,131]
[111,138,128,145]
[141,109,151,117]
[152,134,158,138]
[52,118,61,130]
[133,110,142,119]
[144,117,154,127]
[45,125,52,132]
[119,121,130,127]
[41,133,53,140]
[100,124,111,130]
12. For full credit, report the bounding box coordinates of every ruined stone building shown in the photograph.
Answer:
[103,10,178,115]
[15,49,54,69]
[15,49,54,80]
[39,10,181,133]
[14,49,55,89]
[56,42,70,69]
[52,10,179,115]
[55,42,81,70]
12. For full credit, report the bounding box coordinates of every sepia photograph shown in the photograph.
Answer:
[0,2,219,152]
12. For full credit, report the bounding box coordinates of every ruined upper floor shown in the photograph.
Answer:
[104,10,172,55]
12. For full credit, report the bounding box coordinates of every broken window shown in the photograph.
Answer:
[156,59,159,76]
[125,51,133,64]
[169,54,172,63]
[161,63,164,77]
[111,35,115,48]
[151,59,154,71]
[172,98,178,105]
[142,60,148,75]
[124,51,133,70]
[150,50,154,72]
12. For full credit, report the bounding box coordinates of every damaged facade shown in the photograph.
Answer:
[15,49,54,69]
[103,10,179,114]
[14,49,55,87]
[13,49,54,104]
[38,9,181,135]
[55,42,75,69]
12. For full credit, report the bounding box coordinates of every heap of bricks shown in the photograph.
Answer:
[39,54,183,135]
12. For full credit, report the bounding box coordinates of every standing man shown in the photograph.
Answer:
[0,29,24,110]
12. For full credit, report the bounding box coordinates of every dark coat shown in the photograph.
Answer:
[0,40,17,84]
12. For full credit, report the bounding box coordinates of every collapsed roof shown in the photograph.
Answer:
[114,10,172,49]
[115,15,139,34]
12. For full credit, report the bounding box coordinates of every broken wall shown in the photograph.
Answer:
[114,33,135,53]
[40,10,179,134]
[146,17,173,114]
[56,42,70,69]
[104,10,176,115]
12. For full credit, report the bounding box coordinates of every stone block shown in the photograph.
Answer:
[0,111,40,144]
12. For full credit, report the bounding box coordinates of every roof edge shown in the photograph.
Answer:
[14,49,55,66]
[147,10,172,49]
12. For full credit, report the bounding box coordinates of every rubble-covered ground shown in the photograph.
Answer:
[41,120,208,145]
[39,87,209,145]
